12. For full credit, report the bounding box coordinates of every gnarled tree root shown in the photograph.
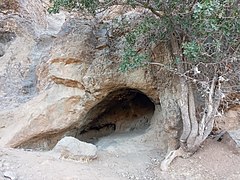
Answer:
[160,147,185,171]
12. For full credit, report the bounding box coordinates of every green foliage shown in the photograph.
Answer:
[182,41,201,62]
[121,0,239,69]
[48,0,76,13]
[48,0,240,72]
[120,17,162,71]
[150,0,239,62]
[195,2,238,49]
[171,0,239,63]
[126,0,137,8]
[120,48,149,72]
[48,0,98,14]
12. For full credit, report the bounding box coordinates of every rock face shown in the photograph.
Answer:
[52,136,97,161]
[216,106,240,154]
[215,106,240,132]
[0,0,66,110]
[0,0,181,153]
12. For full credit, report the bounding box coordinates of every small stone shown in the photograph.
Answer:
[3,171,17,180]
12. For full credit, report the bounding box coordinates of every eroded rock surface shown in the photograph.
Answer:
[222,130,240,154]
[0,0,65,110]
[52,136,97,161]
[0,0,181,155]
[216,106,240,154]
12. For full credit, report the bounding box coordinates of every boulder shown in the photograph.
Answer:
[52,136,97,162]
[222,130,240,154]
[215,105,240,154]
[3,171,18,180]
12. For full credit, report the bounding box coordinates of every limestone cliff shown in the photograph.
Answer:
[0,1,181,152]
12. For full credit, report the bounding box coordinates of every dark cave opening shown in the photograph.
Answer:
[16,88,156,151]
[74,88,155,143]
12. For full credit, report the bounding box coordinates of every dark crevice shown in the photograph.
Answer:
[72,88,155,143]
[17,88,155,150]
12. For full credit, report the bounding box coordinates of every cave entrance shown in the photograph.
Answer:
[75,88,155,144]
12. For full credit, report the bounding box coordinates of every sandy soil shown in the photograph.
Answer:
[159,139,240,180]
[0,131,240,180]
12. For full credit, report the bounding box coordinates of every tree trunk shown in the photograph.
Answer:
[161,76,221,170]
[160,35,222,171]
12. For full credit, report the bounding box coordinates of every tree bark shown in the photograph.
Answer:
[160,35,222,170]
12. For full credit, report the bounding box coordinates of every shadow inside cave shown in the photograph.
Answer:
[17,88,156,151]
[70,88,156,144]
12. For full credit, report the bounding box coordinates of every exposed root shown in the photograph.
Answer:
[160,147,185,171]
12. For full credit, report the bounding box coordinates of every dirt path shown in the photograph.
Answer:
[163,139,240,180]
[0,134,240,180]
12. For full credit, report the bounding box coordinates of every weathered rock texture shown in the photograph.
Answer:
[215,106,240,132]
[0,1,188,154]
[215,106,240,154]
[0,0,65,110]
[52,136,97,161]
[222,130,240,154]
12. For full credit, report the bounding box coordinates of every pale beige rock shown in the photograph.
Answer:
[0,0,65,110]
[0,0,179,155]
[3,170,17,180]
[52,136,97,161]
[222,130,240,154]
[214,106,240,132]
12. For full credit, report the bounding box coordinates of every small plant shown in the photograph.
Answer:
[48,0,98,14]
